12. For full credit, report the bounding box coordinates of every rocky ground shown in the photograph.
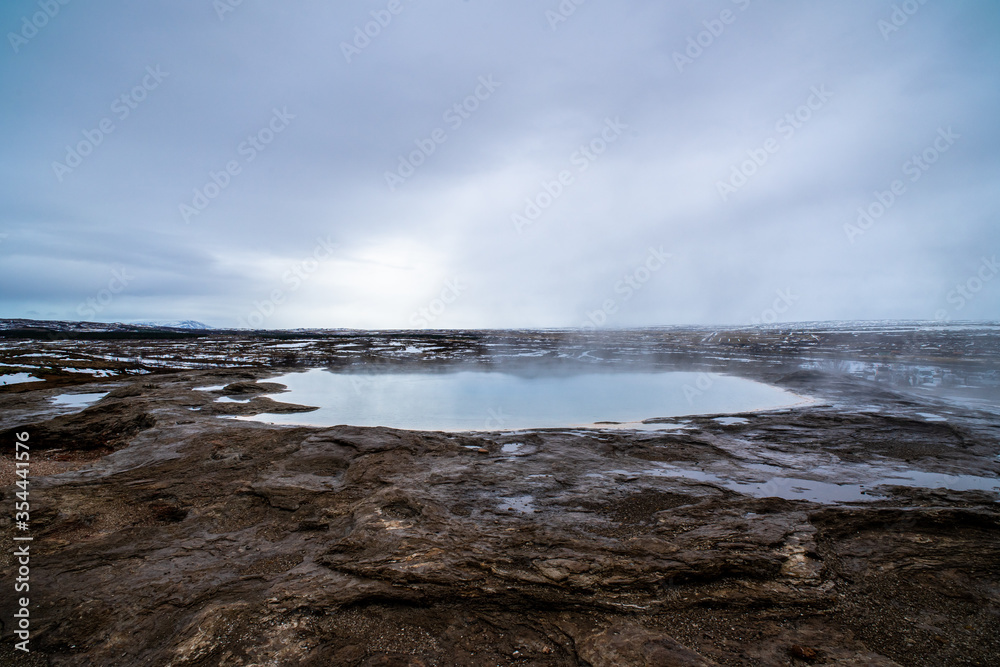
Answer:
[1,322,998,665]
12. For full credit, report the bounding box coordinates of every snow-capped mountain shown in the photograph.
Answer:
[131,320,213,330]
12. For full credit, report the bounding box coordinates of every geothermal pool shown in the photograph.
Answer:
[229,368,812,431]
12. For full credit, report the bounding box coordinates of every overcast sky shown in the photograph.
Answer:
[1,0,998,329]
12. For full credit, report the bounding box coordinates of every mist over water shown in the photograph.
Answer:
[230,368,809,430]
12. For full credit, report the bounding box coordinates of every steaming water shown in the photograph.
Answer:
[234,368,811,431]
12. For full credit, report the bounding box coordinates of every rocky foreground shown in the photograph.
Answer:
[1,323,998,665]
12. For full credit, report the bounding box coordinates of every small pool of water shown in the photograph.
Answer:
[235,368,811,431]
[591,465,1000,503]
[723,472,999,503]
[51,392,108,409]
[713,417,749,426]
[1,373,40,385]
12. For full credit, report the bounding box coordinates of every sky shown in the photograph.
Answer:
[1,0,998,329]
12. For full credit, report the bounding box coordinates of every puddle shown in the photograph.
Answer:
[916,412,948,422]
[725,476,887,503]
[729,472,1000,503]
[1,373,40,385]
[498,495,535,513]
[874,469,1000,494]
[633,463,1000,503]
[235,368,811,431]
[601,422,692,432]
[51,392,108,409]
[713,417,749,426]
[216,396,252,403]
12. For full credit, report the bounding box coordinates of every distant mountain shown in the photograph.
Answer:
[0,318,222,339]
[131,320,213,330]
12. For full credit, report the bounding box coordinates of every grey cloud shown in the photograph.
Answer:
[1,0,997,327]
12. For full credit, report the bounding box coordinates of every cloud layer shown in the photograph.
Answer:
[2,0,998,328]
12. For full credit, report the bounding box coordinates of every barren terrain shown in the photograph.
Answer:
[1,321,998,666]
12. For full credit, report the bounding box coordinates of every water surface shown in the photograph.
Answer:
[1,373,39,385]
[51,392,108,409]
[236,368,810,431]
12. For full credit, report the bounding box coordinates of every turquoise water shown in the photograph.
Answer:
[233,368,810,431]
